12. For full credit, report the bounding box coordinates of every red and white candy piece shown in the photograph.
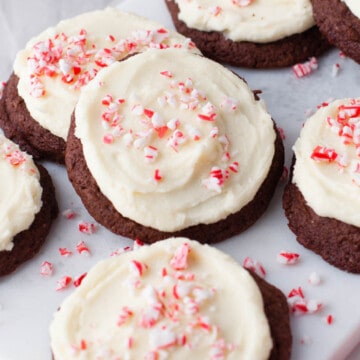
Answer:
[277,251,300,265]
[76,241,90,255]
[243,256,266,278]
[56,275,72,291]
[40,261,54,276]
[78,221,97,234]
[292,57,318,78]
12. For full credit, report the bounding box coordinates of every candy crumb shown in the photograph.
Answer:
[243,256,266,278]
[308,272,321,286]
[40,261,54,276]
[62,209,76,219]
[324,314,334,325]
[56,276,72,291]
[78,221,97,234]
[277,251,300,265]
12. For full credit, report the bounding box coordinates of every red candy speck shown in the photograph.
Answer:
[78,221,96,234]
[56,275,72,291]
[40,261,54,276]
[73,273,87,287]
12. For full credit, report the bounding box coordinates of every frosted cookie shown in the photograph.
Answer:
[283,98,360,273]
[165,0,331,68]
[0,8,197,164]
[0,134,58,276]
[311,0,360,64]
[50,237,292,359]
[65,48,284,244]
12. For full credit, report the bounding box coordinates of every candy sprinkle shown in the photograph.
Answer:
[78,221,97,234]
[56,275,72,291]
[277,251,300,265]
[292,57,318,78]
[40,261,54,276]
[243,256,266,278]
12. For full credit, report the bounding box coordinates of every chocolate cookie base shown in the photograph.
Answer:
[165,0,331,68]
[283,166,360,273]
[0,163,59,276]
[249,271,292,360]
[0,73,66,164]
[65,111,284,244]
[311,0,360,64]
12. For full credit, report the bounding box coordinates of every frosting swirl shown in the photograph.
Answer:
[50,237,272,359]
[173,0,315,43]
[14,8,197,139]
[74,48,276,232]
[293,98,360,226]
[0,134,42,251]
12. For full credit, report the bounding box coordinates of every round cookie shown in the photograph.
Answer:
[0,134,58,276]
[50,237,292,359]
[311,0,360,64]
[165,0,331,68]
[66,48,284,244]
[283,98,360,273]
[0,8,197,163]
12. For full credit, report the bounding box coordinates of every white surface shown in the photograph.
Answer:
[0,0,360,359]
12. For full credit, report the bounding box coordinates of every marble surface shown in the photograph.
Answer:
[0,0,360,359]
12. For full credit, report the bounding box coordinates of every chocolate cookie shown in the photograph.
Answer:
[249,271,292,360]
[65,48,284,244]
[165,0,331,68]
[50,238,291,359]
[311,0,360,64]
[283,176,360,274]
[0,74,66,163]
[0,163,58,276]
[66,114,284,244]
[282,98,360,273]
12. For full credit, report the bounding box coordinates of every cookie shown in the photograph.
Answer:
[0,8,197,163]
[283,98,360,273]
[165,0,331,68]
[50,237,292,359]
[0,134,58,276]
[65,48,284,244]
[311,0,360,64]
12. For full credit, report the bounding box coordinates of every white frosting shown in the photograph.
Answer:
[13,8,197,140]
[293,98,360,226]
[75,48,276,232]
[342,0,360,19]
[174,0,315,43]
[50,237,272,360]
[0,134,42,251]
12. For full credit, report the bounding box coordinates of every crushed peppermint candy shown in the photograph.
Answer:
[76,241,90,255]
[232,0,254,6]
[277,251,300,265]
[292,57,318,78]
[56,275,72,291]
[308,272,321,286]
[78,221,97,234]
[97,242,236,358]
[25,27,195,97]
[311,100,360,183]
[62,208,76,219]
[99,72,239,192]
[287,286,322,315]
[59,247,73,257]
[243,256,266,278]
[73,273,87,287]
[40,261,54,276]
